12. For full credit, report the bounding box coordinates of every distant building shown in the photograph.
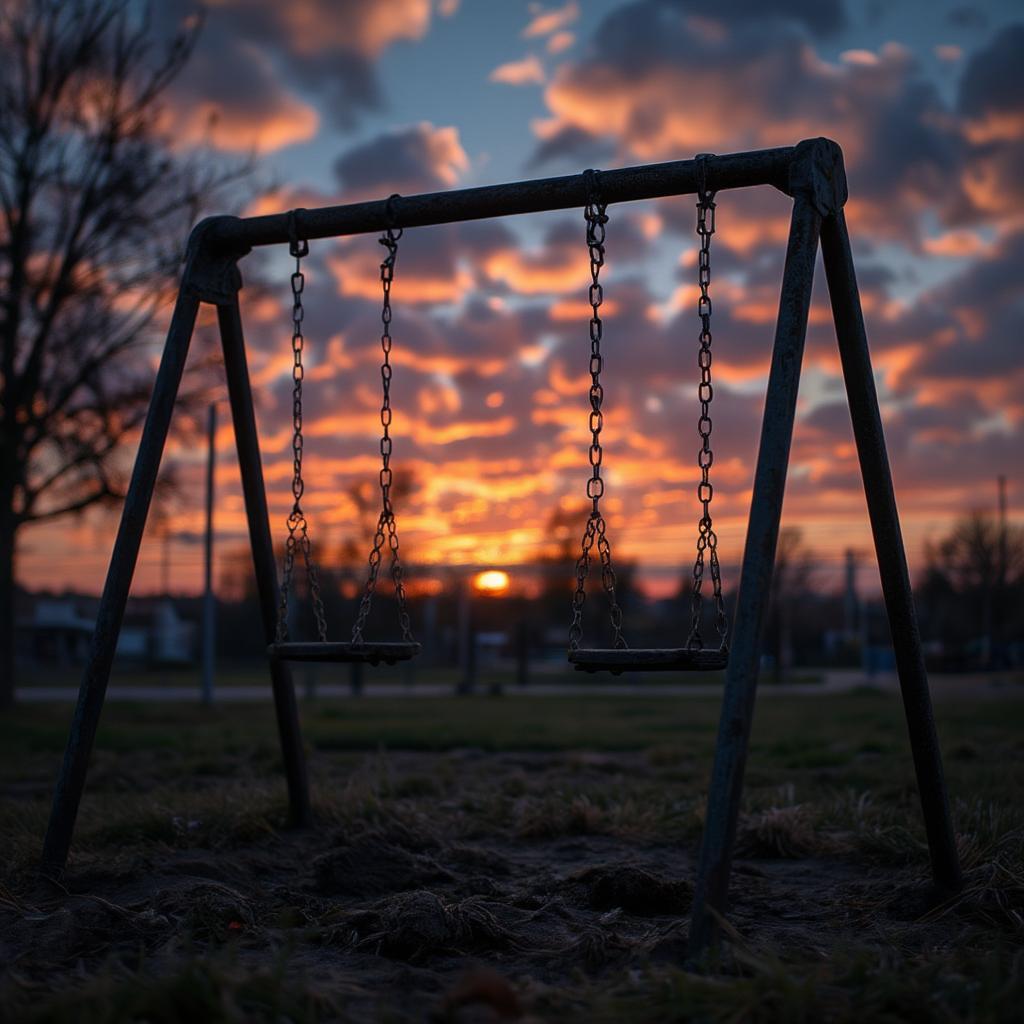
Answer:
[16,595,196,667]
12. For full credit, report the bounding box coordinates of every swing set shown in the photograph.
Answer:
[40,138,963,958]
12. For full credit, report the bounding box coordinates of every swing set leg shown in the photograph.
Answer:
[688,194,822,959]
[820,210,961,894]
[41,290,202,875]
[689,193,961,961]
[41,234,312,875]
[218,299,311,827]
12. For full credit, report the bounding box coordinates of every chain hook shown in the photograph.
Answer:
[582,168,609,225]
[383,192,403,244]
[288,208,309,259]
[696,154,715,201]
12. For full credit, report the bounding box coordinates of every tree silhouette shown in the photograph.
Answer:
[766,526,816,682]
[0,1,246,704]
[922,510,1024,666]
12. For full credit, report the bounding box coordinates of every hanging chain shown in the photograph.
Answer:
[275,209,328,644]
[687,156,728,652]
[351,195,415,646]
[569,171,627,652]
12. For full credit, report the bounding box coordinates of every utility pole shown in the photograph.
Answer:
[201,404,216,705]
[995,474,1007,668]
[457,574,475,695]
[843,548,858,641]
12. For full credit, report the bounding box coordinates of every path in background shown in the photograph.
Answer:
[14,671,1021,702]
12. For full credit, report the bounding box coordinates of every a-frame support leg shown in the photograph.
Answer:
[42,289,202,874]
[688,143,961,960]
[41,220,311,874]
[688,191,822,958]
[218,299,311,826]
[820,209,961,893]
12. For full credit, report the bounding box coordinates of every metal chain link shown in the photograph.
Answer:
[275,210,328,644]
[687,156,728,653]
[351,195,415,646]
[569,171,627,652]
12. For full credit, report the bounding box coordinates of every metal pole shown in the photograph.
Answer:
[41,290,201,874]
[689,195,822,958]
[457,579,473,695]
[201,403,216,706]
[217,300,311,828]
[996,474,1007,666]
[517,620,529,687]
[819,210,961,893]
[209,145,799,251]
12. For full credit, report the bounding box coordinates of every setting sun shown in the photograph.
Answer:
[472,569,511,594]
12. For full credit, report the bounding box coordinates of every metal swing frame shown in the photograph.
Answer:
[40,138,963,959]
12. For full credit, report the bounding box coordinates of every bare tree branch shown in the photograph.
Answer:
[0,0,257,702]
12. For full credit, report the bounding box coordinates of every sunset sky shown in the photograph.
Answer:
[21,0,1024,600]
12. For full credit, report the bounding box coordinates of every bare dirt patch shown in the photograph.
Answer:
[3,746,1018,1022]
[2,695,1022,1021]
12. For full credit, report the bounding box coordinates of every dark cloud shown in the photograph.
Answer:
[946,5,990,30]
[678,0,847,36]
[161,0,439,136]
[333,123,469,197]
[907,228,1024,382]
[958,23,1024,119]
[529,125,619,171]
[532,0,970,246]
[148,4,319,152]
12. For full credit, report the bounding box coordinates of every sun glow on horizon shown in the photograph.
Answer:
[472,569,511,595]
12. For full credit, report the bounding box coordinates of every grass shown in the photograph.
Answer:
[17,660,783,691]
[1,689,1023,1021]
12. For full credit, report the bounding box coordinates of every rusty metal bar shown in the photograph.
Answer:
[820,210,962,893]
[688,193,823,959]
[217,299,312,828]
[41,289,202,875]
[205,145,799,251]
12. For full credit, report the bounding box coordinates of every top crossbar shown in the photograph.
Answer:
[205,144,804,252]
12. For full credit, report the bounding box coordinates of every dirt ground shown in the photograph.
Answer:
[1,694,1022,1022]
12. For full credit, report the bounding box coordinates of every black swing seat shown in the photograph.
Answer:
[569,646,728,675]
[268,641,421,666]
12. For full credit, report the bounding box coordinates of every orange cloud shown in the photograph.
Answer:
[549,297,621,321]
[251,0,434,57]
[483,246,587,295]
[163,96,319,153]
[158,38,320,154]
[523,1,579,38]
[490,55,546,86]
[547,31,574,54]
[414,415,518,446]
[922,230,993,258]
[962,111,1024,145]
[327,252,473,305]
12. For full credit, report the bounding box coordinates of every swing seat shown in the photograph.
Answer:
[569,646,728,675]
[269,641,421,666]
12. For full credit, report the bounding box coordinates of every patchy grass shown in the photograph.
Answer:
[1,691,1023,1021]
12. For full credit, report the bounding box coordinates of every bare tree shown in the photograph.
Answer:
[767,526,815,683]
[922,509,1024,665]
[0,0,246,705]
